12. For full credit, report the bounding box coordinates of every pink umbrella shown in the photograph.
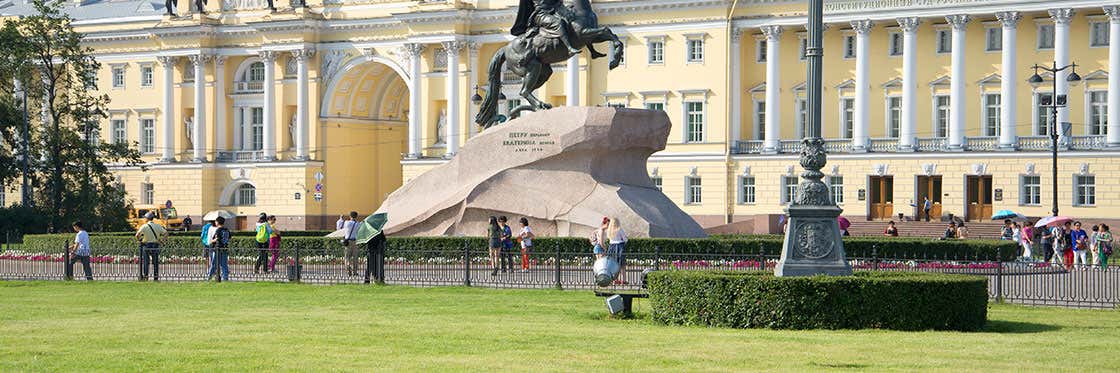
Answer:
[837,216,851,230]
[1034,216,1073,228]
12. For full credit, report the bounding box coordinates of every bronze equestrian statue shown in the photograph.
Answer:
[475,0,623,128]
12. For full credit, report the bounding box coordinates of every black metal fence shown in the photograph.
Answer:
[1,242,1117,308]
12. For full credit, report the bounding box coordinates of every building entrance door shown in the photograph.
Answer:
[916,175,943,222]
[869,176,894,220]
[966,175,994,222]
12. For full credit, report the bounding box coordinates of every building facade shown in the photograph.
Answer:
[3,0,1119,231]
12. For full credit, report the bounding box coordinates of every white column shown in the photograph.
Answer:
[1051,8,1074,142]
[467,42,480,138]
[761,25,782,153]
[213,56,227,152]
[189,54,208,162]
[996,12,1021,150]
[730,28,743,143]
[292,49,314,160]
[946,15,970,151]
[403,43,424,158]
[443,41,464,157]
[851,20,873,152]
[897,17,919,151]
[1106,6,1120,147]
[566,54,580,106]
[259,51,277,160]
[157,56,177,162]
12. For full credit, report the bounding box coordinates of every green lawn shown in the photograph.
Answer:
[0,282,1117,371]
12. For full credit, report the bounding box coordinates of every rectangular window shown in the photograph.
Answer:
[648,40,664,64]
[112,119,127,144]
[140,65,153,87]
[685,101,704,142]
[141,183,154,205]
[1036,93,1054,135]
[687,39,704,62]
[828,176,844,204]
[840,98,854,138]
[87,126,99,147]
[251,107,264,150]
[1020,175,1041,206]
[1038,24,1055,49]
[782,176,799,205]
[651,176,662,192]
[985,27,1002,51]
[644,102,664,111]
[984,94,1001,137]
[936,30,951,53]
[889,32,903,56]
[843,35,856,58]
[112,67,125,88]
[140,119,155,154]
[799,38,808,60]
[935,95,950,138]
[756,39,767,62]
[740,176,756,204]
[1074,175,1095,206]
[796,99,808,138]
[685,176,702,204]
[887,96,901,138]
[1091,22,1110,47]
[755,101,765,140]
[1090,91,1108,135]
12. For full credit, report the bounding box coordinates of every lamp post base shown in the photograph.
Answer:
[774,204,853,277]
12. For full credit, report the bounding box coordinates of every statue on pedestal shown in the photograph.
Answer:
[184,116,194,148]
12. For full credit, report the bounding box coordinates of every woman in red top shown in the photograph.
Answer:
[883,221,899,237]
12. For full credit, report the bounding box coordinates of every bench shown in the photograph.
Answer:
[594,291,649,315]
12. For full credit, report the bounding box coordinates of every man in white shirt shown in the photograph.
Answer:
[69,221,93,280]
[342,211,360,276]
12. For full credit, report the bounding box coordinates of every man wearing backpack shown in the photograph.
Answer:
[254,212,273,274]
[207,216,232,281]
[134,212,168,281]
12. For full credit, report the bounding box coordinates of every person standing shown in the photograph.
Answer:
[200,219,213,273]
[69,221,93,281]
[267,215,281,273]
[336,214,346,231]
[607,217,628,285]
[487,216,502,276]
[589,217,607,259]
[923,196,932,222]
[1062,222,1076,269]
[1090,225,1101,267]
[343,211,360,276]
[955,223,969,239]
[1071,222,1089,270]
[499,216,515,273]
[1097,224,1112,269]
[253,213,272,274]
[1021,223,1035,260]
[518,217,534,273]
[207,216,232,281]
[134,212,168,281]
[183,215,193,231]
[1000,220,1015,241]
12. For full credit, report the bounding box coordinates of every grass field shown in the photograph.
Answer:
[1,281,1118,371]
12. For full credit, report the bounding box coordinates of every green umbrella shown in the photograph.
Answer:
[356,212,388,245]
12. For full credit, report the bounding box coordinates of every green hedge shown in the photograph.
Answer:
[17,234,1018,261]
[647,271,988,331]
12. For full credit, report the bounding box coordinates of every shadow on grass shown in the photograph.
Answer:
[981,320,1062,334]
[809,362,870,369]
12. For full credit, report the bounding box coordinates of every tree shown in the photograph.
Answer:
[0,0,143,232]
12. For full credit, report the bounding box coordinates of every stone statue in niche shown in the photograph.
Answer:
[434,109,447,145]
[288,115,297,150]
[184,116,194,147]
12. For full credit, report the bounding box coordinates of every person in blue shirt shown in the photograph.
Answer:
[207,217,232,281]
[499,216,515,273]
[1070,221,1089,269]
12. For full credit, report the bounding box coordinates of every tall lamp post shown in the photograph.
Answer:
[1028,62,1081,217]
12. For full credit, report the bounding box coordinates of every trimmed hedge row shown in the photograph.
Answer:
[17,234,1018,261]
[646,271,988,331]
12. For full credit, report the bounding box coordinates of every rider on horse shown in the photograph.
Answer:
[512,0,581,56]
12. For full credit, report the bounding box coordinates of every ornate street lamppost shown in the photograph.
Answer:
[1028,63,1081,217]
[774,0,852,276]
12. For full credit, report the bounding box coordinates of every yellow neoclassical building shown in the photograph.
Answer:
[3,0,1120,231]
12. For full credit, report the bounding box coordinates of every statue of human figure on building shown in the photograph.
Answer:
[434,109,447,145]
[184,116,194,148]
[288,115,297,150]
[164,0,177,16]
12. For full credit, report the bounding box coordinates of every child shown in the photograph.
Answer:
[518,217,534,273]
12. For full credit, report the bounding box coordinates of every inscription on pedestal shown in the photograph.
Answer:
[502,131,555,153]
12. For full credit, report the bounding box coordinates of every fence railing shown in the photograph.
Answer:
[2,243,1116,308]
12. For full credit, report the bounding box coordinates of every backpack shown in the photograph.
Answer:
[200,223,212,247]
[255,224,271,243]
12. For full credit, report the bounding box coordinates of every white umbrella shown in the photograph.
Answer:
[202,210,236,222]
[325,228,347,238]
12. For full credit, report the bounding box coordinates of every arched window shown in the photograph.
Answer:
[247,62,265,82]
[233,184,256,206]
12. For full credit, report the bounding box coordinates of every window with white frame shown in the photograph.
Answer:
[1074,175,1095,206]
[1020,175,1041,206]
[685,101,704,142]
[754,101,765,140]
[651,176,662,192]
[840,98,854,138]
[140,118,155,154]
[140,65,153,87]
[141,183,154,205]
[86,125,99,147]
[983,94,1001,137]
[248,62,265,82]
[685,176,702,204]
[1036,92,1054,135]
[887,96,901,138]
[888,32,903,56]
[234,184,256,206]
[112,66,125,88]
[740,176,756,204]
[781,176,799,205]
[1038,24,1055,49]
[251,107,264,150]
[756,39,767,62]
[1089,91,1108,135]
[985,27,1002,51]
[796,98,808,138]
[934,95,950,138]
[799,38,808,60]
[1091,21,1110,47]
[648,39,664,64]
[828,176,844,204]
[686,38,704,62]
[936,29,951,53]
[645,102,664,111]
[843,35,855,58]
[112,119,127,144]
